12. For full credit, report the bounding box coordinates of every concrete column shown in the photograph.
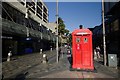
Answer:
[42,5,43,21]
[35,0,37,15]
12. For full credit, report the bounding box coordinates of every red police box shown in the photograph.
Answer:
[72,28,94,70]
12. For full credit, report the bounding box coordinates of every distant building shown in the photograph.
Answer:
[88,28,94,32]
[47,22,57,34]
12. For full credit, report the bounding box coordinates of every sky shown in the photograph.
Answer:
[45,2,102,33]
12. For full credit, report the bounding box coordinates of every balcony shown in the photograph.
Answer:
[0,18,56,41]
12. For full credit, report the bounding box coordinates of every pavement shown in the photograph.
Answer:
[2,50,56,79]
[2,49,120,79]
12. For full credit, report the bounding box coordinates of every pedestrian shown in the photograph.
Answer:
[94,49,97,60]
[96,46,101,58]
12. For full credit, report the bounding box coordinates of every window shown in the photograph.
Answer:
[84,38,88,43]
[76,38,80,43]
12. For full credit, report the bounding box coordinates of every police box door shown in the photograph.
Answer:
[75,34,91,67]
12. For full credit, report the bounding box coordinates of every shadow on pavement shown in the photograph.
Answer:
[14,72,28,80]
[67,55,73,68]
[97,61,104,65]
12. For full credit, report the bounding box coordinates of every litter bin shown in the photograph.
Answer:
[108,54,117,68]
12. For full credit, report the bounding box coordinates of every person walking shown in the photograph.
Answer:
[94,49,97,60]
[96,46,101,59]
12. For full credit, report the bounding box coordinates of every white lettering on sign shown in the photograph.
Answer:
[76,32,88,35]
[1,36,13,39]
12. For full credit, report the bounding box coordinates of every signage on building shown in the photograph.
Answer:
[76,32,88,35]
[1,36,13,39]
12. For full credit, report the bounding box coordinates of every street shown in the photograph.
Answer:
[1,1,120,80]
[2,47,119,79]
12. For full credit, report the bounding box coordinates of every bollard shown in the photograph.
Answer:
[42,53,47,64]
[7,51,12,62]
[50,46,52,51]
[40,49,42,54]
[50,47,52,51]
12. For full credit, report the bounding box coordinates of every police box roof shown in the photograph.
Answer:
[72,29,92,35]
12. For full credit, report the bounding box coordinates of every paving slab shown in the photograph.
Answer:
[2,49,120,79]
[25,54,119,78]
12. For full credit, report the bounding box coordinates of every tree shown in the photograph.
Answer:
[58,17,65,35]
[55,17,70,45]
[56,17,70,36]
[64,29,69,36]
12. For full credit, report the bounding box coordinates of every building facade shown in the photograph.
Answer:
[93,1,120,66]
[104,2,120,54]
[104,1,120,66]
[1,0,56,58]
